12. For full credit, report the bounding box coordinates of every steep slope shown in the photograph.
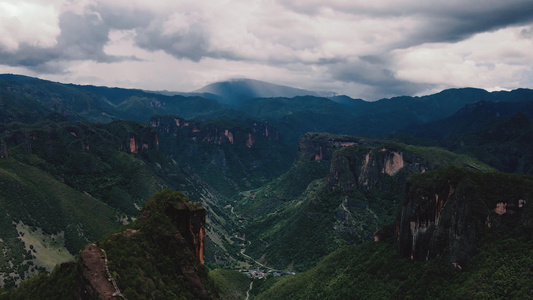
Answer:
[398,100,533,141]
[398,167,533,266]
[2,190,220,299]
[253,167,533,299]
[397,101,533,174]
[151,115,294,197]
[0,120,167,287]
[209,269,251,300]
[236,133,368,217]
[237,133,492,271]
[0,74,119,123]
[0,119,241,286]
[254,237,533,299]
[0,158,119,288]
[2,120,164,215]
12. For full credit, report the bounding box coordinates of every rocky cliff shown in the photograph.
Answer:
[326,142,493,194]
[3,190,217,299]
[150,116,279,148]
[75,191,210,299]
[1,120,159,157]
[397,167,533,268]
[326,143,432,194]
[297,132,363,162]
[160,201,206,264]
[151,115,292,196]
[240,135,494,271]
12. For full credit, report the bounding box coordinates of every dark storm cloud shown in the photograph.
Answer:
[274,0,533,95]
[2,1,532,99]
[327,56,433,99]
[134,20,238,62]
[279,1,533,48]
[135,22,209,62]
[58,12,114,61]
[399,2,533,48]
[0,11,135,73]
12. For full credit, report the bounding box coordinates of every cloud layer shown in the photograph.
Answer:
[1,0,533,100]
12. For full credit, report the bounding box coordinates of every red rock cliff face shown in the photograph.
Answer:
[397,169,533,268]
[150,116,279,149]
[2,121,160,156]
[326,144,432,193]
[166,203,206,264]
[124,128,159,154]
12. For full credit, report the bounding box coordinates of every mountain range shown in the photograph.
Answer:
[1,74,533,299]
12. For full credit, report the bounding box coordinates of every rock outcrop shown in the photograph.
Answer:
[73,190,213,299]
[397,167,533,267]
[150,115,291,197]
[297,132,362,162]
[164,202,206,264]
[1,121,159,156]
[326,143,433,193]
[79,244,118,299]
[150,116,279,148]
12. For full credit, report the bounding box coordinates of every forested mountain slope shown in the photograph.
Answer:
[237,133,493,271]
[2,190,220,299]
[253,167,533,299]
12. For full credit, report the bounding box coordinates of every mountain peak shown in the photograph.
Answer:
[193,78,319,107]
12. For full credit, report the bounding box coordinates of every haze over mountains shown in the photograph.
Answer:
[192,78,322,107]
[1,73,533,299]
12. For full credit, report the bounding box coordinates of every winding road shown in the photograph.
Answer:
[240,242,275,271]
[245,281,253,300]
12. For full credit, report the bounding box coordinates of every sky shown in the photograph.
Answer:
[1,0,533,100]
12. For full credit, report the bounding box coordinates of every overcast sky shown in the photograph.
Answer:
[1,0,533,100]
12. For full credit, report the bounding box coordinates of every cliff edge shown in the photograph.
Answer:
[397,167,533,268]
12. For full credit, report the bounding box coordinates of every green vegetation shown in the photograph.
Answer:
[2,74,533,298]
[210,269,251,300]
[238,141,494,272]
[154,115,295,198]
[98,190,217,299]
[252,166,533,299]
[403,144,495,172]
[396,101,533,174]
[0,119,237,285]
[1,190,219,299]
[15,222,74,272]
[0,158,118,287]
[236,160,330,216]
[0,262,79,300]
[254,237,533,299]
[4,120,167,215]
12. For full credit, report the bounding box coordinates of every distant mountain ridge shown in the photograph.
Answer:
[3,73,533,298]
[3,74,533,139]
[192,78,320,107]
[396,100,533,174]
